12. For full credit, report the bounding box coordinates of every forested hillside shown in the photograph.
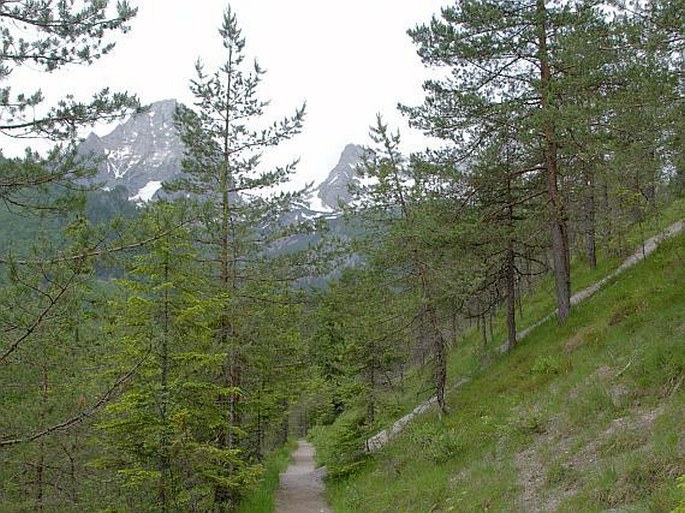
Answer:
[1,1,683,512]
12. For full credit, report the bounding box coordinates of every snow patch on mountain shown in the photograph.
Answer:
[78,99,183,198]
[78,99,366,218]
[129,180,163,204]
[308,194,334,213]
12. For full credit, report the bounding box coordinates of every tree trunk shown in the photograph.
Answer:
[214,43,240,513]
[516,276,524,320]
[505,244,517,352]
[35,365,49,512]
[481,312,487,349]
[367,366,376,423]
[429,304,448,413]
[505,174,517,351]
[584,165,597,269]
[488,310,495,346]
[451,309,459,347]
[159,256,171,513]
[416,258,448,413]
[281,399,289,444]
[537,0,571,324]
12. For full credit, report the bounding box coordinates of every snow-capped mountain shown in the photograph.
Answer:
[78,99,182,203]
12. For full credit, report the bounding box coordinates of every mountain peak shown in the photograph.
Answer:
[78,99,183,203]
[309,143,365,212]
[340,143,364,161]
[144,98,177,118]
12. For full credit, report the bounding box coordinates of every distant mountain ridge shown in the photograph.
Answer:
[79,99,365,213]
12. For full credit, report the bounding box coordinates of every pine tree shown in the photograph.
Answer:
[464,120,546,351]
[1,1,139,206]
[401,0,610,324]
[0,224,134,510]
[351,116,451,412]
[1,1,140,464]
[0,1,138,138]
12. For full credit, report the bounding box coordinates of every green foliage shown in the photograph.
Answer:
[1,1,138,141]
[406,421,464,464]
[309,408,370,478]
[530,355,570,377]
[95,203,228,511]
[141,7,311,510]
[0,226,122,509]
[674,475,685,513]
[1,4,140,506]
[307,265,410,425]
[1,0,683,511]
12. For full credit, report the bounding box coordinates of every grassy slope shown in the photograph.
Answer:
[351,199,685,434]
[316,208,685,511]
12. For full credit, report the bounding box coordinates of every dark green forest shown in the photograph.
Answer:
[1,1,683,512]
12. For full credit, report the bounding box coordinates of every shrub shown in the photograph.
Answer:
[673,475,685,513]
[310,408,370,478]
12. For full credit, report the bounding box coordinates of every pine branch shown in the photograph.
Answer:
[0,355,147,448]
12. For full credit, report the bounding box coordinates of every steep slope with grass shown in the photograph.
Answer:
[313,227,685,512]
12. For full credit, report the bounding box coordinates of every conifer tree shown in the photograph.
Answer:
[1,2,140,475]
[402,0,602,324]
[464,121,546,351]
[1,1,139,202]
[0,225,133,510]
[352,116,451,411]
[95,202,262,513]
[310,266,410,424]
[168,6,305,511]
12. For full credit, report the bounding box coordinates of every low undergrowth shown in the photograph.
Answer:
[236,440,297,513]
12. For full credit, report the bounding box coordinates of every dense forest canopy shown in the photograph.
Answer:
[1,0,683,511]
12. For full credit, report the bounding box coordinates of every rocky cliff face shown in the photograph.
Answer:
[78,99,182,203]
[307,144,364,214]
[309,143,365,212]
[79,98,365,215]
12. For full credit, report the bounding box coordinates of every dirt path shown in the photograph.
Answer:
[275,440,331,513]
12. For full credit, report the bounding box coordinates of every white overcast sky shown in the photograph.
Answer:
[7,0,447,187]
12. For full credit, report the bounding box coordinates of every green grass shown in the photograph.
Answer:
[314,223,685,511]
[237,440,297,513]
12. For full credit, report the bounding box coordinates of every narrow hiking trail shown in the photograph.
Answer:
[275,441,331,513]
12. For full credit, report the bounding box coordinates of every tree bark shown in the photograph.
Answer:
[537,0,571,324]
[159,254,171,513]
[584,165,597,269]
[35,365,49,512]
[505,173,517,351]
[215,42,239,513]
[428,303,448,413]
